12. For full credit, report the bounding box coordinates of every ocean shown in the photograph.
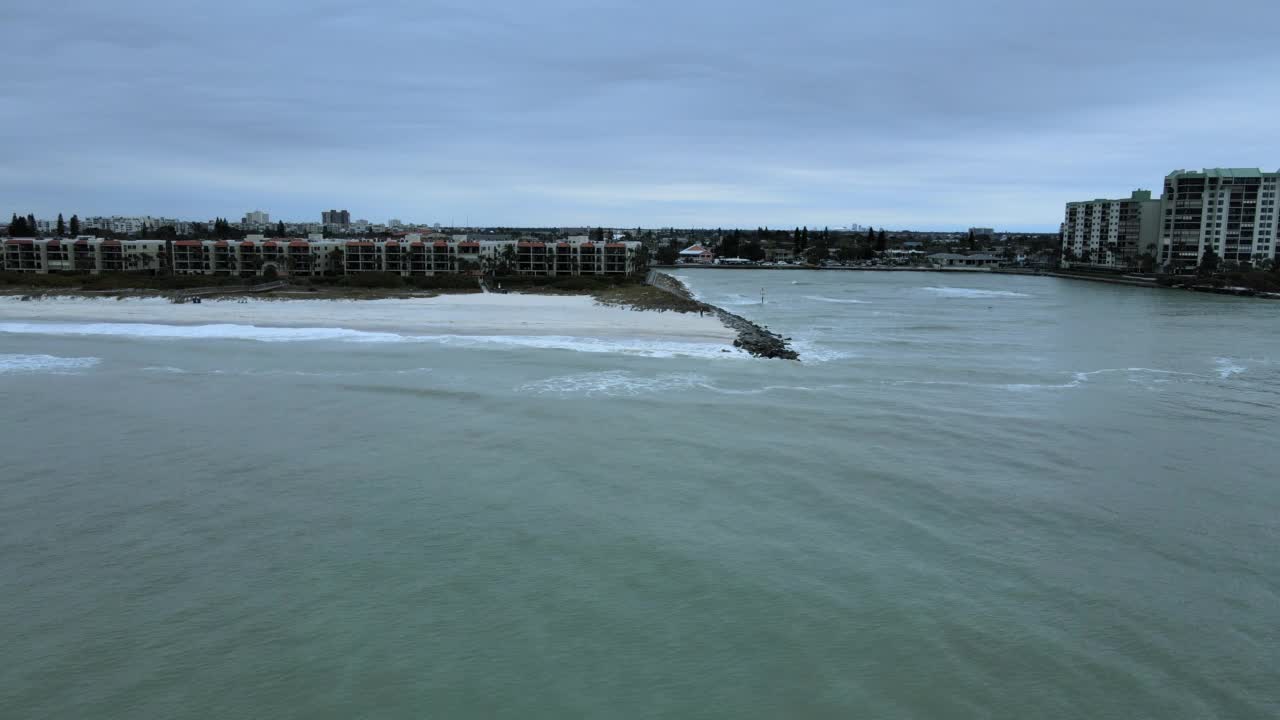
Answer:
[2,270,1278,718]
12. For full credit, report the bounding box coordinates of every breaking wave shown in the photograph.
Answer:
[0,353,100,374]
[923,287,1031,298]
[518,370,843,398]
[804,296,870,304]
[0,322,741,359]
[1214,357,1246,379]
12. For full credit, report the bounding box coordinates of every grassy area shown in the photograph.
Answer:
[590,282,705,313]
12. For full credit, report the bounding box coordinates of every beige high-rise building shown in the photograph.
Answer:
[1061,190,1161,268]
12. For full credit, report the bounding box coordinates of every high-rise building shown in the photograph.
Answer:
[322,209,351,226]
[1062,190,1161,268]
[242,210,270,225]
[1158,168,1279,272]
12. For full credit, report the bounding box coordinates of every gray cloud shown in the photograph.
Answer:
[4,0,1280,229]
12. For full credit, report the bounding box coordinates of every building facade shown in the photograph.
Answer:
[242,210,270,225]
[2,236,646,278]
[321,209,351,226]
[1061,190,1161,268]
[1158,168,1279,272]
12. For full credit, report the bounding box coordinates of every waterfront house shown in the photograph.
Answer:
[928,252,1001,268]
[678,244,715,264]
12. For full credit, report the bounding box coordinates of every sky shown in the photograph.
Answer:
[4,0,1280,231]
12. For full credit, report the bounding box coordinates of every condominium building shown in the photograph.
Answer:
[1158,168,1279,272]
[2,236,646,278]
[1061,190,1161,268]
[242,210,270,225]
[321,209,351,226]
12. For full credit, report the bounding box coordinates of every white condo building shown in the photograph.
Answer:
[1158,168,1279,272]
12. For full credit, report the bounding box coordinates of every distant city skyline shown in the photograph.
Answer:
[5,1,1280,231]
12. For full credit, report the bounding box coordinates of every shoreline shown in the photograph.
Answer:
[0,292,740,350]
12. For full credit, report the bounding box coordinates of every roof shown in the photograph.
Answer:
[679,244,710,255]
[4,238,34,245]
[240,241,256,247]
[1167,167,1272,178]
[175,240,203,247]
[517,241,545,248]
[289,240,310,248]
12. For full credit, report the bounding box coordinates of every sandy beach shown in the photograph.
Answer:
[0,293,737,350]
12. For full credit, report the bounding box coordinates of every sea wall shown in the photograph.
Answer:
[647,271,799,360]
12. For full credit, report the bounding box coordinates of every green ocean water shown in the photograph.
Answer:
[1,270,1278,719]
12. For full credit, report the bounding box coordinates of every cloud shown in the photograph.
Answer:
[4,0,1280,229]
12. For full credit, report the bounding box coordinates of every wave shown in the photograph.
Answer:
[518,370,844,398]
[1214,357,1246,379]
[0,353,100,374]
[518,371,709,397]
[923,286,1030,298]
[804,296,870,304]
[0,322,741,359]
[0,322,406,343]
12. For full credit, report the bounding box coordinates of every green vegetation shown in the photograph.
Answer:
[0,271,261,291]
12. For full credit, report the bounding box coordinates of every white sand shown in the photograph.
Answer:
[0,294,735,344]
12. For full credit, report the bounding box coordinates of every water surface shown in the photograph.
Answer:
[2,271,1277,718]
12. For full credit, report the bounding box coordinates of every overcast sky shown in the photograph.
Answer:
[4,0,1280,230]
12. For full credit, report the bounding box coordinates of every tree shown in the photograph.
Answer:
[27,214,37,235]
[1199,246,1220,275]
[56,213,65,237]
[629,244,651,275]
[720,231,740,259]
[276,220,286,237]
[655,244,679,265]
[9,213,28,236]
[70,214,80,236]
[866,228,876,246]
[742,239,766,262]
[876,229,887,252]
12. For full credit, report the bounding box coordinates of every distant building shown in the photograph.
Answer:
[388,219,403,228]
[968,227,995,238]
[2,236,646,278]
[242,210,270,225]
[1061,190,1161,269]
[678,244,715,264]
[322,209,351,226]
[1158,168,1279,272]
[928,252,1001,268]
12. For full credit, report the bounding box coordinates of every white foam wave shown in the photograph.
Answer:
[923,287,1030,298]
[0,322,741,359]
[519,371,837,398]
[0,353,100,374]
[804,296,870,304]
[0,322,406,343]
[787,340,856,363]
[426,334,744,359]
[1214,357,1246,379]
[518,371,710,397]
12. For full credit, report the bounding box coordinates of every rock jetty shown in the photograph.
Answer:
[646,272,799,360]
